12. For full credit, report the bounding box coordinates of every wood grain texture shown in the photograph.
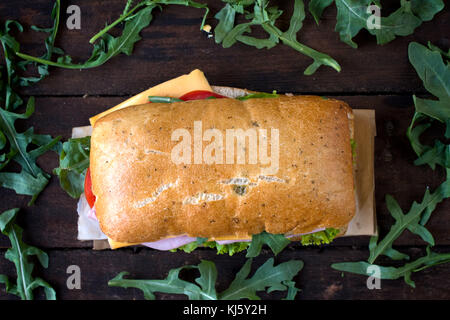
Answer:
[0,0,449,300]
[0,1,448,96]
[1,246,449,300]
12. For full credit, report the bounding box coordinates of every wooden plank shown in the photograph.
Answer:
[0,95,448,249]
[0,1,448,96]
[1,246,449,300]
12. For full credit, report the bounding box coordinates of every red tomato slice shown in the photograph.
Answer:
[179,90,227,101]
[84,167,96,208]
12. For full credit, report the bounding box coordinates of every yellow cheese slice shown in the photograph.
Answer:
[89,69,212,126]
[108,239,140,249]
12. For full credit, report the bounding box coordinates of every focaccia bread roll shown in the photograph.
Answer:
[90,95,355,243]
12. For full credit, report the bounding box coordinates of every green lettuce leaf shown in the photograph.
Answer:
[204,241,250,255]
[171,237,250,255]
[109,257,303,300]
[300,228,340,246]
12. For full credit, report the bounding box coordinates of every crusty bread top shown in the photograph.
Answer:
[91,96,355,243]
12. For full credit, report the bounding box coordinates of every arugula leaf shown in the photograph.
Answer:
[214,4,238,44]
[410,0,445,22]
[19,0,63,86]
[368,182,450,264]
[0,209,56,300]
[219,258,303,300]
[246,231,291,258]
[333,42,450,287]
[427,41,450,60]
[17,0,210,70]
[0,5,63,204]
[406,42,450,176]
[53,137,91,198]
[1,2,62,106]
[17,5,156,70]
[217,0,341,75]
[408,42,450,123]
[330,0,444,48]
[0,20,25,111]
[308,0,334,24]
[109,258,302,300]
[0,97,61,204]
[332,247,450,288]
[109,266,203,300]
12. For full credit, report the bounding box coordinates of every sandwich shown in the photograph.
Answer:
[57,69,358,255]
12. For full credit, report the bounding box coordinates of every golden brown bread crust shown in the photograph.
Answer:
[91,96,355,243]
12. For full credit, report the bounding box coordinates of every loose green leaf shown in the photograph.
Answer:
[308,0,334,24]
[20,0,63,86]
[427,41,450,60]
[17,5,156,69]
[0,97,61,204]
[333,0,444,48]
[333,41,450,289]
[369,183,450,264]
[410,0,445,22]
[218,258,303,300]
[408,42,450,123]
[414,140,449,170]
[53,136,91,198]
[109,258,303,300]
[218,0,341,75]
[332,247,450,288]
[214,4,238,44]
[17,0,210,69]
[195,260,218,299]
[0,11,62,203]
[0,209,56,300]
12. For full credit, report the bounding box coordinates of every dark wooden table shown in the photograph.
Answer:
[0,0,449,300]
